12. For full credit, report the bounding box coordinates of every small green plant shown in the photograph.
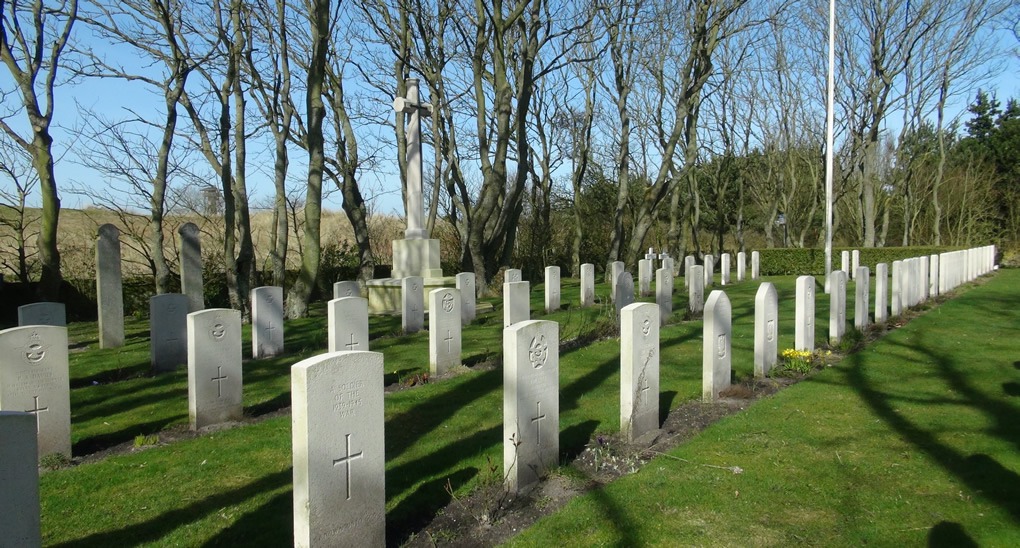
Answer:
[133,434,160,448]
[40,452,71,471]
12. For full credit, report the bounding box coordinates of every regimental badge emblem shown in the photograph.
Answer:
[442,292,455,313]
[24,331,46,364]
[529,335,549,368]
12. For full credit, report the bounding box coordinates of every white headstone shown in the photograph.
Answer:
[505,268,522,283]
[829,270,847,344]
[504,281,531,327]
[875,263,888,324]
[187,309,242,430]
[920,256,930,303]
[402,276,424,334]
[704,255,715,287]
[609,261,625,299]
[754,283,778,378]
[720,253,731,285]
[655,268,672,326]
[503,320,559,493]
[429,288,462,376]
[795,276,815,352]
[638,259,653,297]
[328,297,369,353]
[580,264,595,308]
[0,412,40,546]
[688,265,705,314]
[333,281,361,300]
[0,326,70,458]
[736,251,746,282]
[18,302,65,327]
[455,272,477,325]
[929,254,940,297]
[96,223,124,348]
[251,286,284,358]
[851,250,860,280]
[614,273,635,318]
[703,290,732,402]
[621,303,659,441]
[684,255,695,288]
[855,266,870,330]
[841,250,849,274]
[150,293,189,372]
[891,260,903,317]
[291,351,385,547]
[751,250,760,279]
[178,222,205,312]
[544,266,561,313]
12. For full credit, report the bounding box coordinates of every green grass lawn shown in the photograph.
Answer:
[37,267,954,546]
[508,269,1020,547]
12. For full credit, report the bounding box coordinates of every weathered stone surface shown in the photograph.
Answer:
[702,290,732,402]
[754,283,778,378]
[736,252,746,282]
[580,264,595,308]
[429,288,462,375]
[291,351,385,547]
[688,265,705,314]
[96,223,124,348]
[150,293,189,372]
[829,270,847,344]
[751,251,760,279]
[503,320,559,493]
[0,326,70,458]
[178,222,204,312]
[0,412,40,547]
[456,273,476,325]
[875,263,888,324]
[891,260,903,316]
[505,268,522,283]
[795,276,815,352]
[402,277,424,334]
[929,254,940,297]
[851,250,860,280]
[704,255,715,287]
[614,273,635,318]
[684,256,695,288]
[544,266,561,313]
[638,259,652,297]
[841,250,850,274]
[17,303,65,327]
[187,309,242,430]
[621,303,659,441]
[655,268,672,326]
[251,286,284,358]
[333,281,361,299]
[504,281,531,328]
[720,253,731,285]
[609,261,625,300]
[328,297,369,353]
[855,267,870,330]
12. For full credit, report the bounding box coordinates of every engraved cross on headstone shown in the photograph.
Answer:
[332,433,365,501]
[211,366,228,398]
[531,401,546,446]
[444,329,453,353]
[345,333,359,350]
[26,395,48,433]
[393,78,433,240]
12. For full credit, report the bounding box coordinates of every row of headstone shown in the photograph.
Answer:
[938,246,994,294]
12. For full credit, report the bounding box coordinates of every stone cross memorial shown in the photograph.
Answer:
[580,263,595,307]
[544,266,561,313]
[829,270,847,344]
[503,320,559,493]
[18,302,66,327]
[655,268,672,326]
[333,281,361,300]
[754,283,778,378]
[402,277,424,334]
[150,293,189,372]
[703,290,732,402]
[187,309,242,430]
[291,351,385,547]
[638,259,652,297]
[855,266,870,330]
[875,263,888,324]
[504,281,531,327]
[96,223,124,348]
[252,286,284,359]
[720,253,731,285]
[429,288,462,376]
[0,325,71,458]
[621,303,659,441]
[0,412,41,547]
[328,297,369,353]
[689,265,705,314]
[456,273,476,325]
[178,222,205,312]
[614,273,635,318]
[795,275,815,352]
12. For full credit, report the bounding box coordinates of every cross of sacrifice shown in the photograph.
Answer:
[531,401,547,446]
[393,78,433,240]
[211,366,228,397]
[332,433,365,501]
[27,395,49,433]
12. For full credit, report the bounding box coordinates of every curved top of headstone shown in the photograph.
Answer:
[188,307,240,320]
[755,282,777,303]
[178,222,200,237]
[98,223,120,240]
[705,289,730,313]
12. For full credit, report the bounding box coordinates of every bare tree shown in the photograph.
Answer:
[0,0,77,299]
[0,137,39,282]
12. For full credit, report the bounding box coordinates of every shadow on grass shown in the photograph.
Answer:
[72,414,186,456]
[54,470,291,548]
[927,521,978,547]
[387,467,478,547]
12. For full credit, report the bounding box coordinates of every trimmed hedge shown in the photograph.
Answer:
[758,246,964,276]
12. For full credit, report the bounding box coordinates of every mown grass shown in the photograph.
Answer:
[508,269,1020,547]
[43,269,879,545]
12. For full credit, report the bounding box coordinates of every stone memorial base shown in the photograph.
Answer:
[367,276,453,314]
[391,238,444,279]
